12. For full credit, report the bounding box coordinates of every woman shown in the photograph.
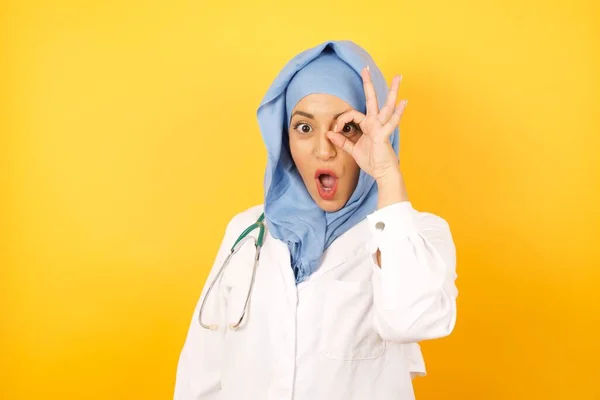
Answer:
[174,40,458,400]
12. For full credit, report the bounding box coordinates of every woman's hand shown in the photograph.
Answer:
[327,67,406,181]
[326,67,409,207]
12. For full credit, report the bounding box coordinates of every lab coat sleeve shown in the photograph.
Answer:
[173,218,238,400]
[368,201,458,344]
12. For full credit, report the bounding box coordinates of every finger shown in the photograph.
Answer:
[381,100,407,136]
[326,131,355,155]
[378,75,402,124]
[361,66,379,116]
[333,109,367,134]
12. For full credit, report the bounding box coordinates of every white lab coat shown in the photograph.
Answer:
[174,201,458,400]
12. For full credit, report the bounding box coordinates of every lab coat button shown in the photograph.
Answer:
[375,221,385,231]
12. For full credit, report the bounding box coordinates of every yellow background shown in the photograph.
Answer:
[2,0,599,399]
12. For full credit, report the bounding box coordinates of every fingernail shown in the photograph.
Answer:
[366,65,370,72]
[334,124,338,131]
[404,100,408,107]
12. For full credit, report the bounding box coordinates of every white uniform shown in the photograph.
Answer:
[174,201,458,400]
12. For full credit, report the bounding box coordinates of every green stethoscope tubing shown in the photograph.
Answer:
[198,213,265,331]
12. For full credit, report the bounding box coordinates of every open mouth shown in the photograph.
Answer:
[314,169,339,200]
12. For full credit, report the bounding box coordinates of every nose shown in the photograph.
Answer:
[315,129,337,161]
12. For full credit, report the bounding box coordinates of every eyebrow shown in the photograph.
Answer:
[291,110,348,121]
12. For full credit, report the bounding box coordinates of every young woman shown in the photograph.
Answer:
[174,40,458,400]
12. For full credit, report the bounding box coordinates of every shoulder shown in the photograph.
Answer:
[224,203,265,234]
[208,204,265,262]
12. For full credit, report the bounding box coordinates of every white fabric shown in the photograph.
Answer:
[174,201,458,400]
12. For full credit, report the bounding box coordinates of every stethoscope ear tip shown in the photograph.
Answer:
[208,324,219,331]
[228,323,240,331]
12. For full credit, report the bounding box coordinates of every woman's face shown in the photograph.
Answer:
[288,93,363,212]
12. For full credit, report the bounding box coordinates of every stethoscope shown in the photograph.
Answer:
[198,213,266,331]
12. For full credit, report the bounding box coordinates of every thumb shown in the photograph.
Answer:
[326,131,355,156]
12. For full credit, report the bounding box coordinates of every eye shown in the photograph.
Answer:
[293,123,313,134]
[342,123,361,135]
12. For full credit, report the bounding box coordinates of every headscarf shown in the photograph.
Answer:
[256,40,400,284]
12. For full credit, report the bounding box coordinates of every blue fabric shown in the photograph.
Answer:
[284,51,365,130]
[256,40,400,284]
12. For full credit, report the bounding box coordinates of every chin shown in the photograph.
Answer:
[314,197,346,213]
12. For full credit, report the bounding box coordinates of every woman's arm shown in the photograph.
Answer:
[173,219,237,400]
[367,200,458,344]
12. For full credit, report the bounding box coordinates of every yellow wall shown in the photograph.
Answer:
[2,0,599,399]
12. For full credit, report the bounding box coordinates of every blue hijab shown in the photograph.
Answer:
[256,40,400,284]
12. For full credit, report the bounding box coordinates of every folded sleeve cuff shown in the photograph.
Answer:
[366,201,418,252]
